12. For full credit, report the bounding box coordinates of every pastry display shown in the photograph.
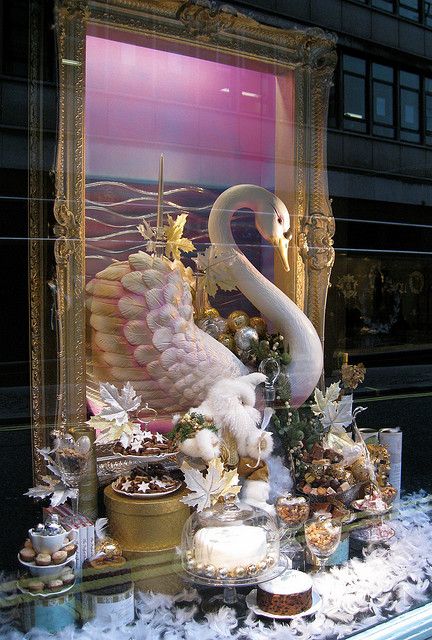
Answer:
[18,534,76,569]
[113,429,177,458]
[18,567,76,596]
[256,569,313,616]
[113,465,182,498]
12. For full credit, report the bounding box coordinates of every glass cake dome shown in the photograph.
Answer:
[181,499,281,586]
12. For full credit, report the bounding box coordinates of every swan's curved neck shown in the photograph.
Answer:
[208,185,323,407]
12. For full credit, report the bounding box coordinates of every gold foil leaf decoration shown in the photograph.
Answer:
[193,246,238,297]
[180,458,240,512]
[89,416,136,448]
[164,213,195,260]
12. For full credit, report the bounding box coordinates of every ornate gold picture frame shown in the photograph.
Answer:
[29,0,336,479]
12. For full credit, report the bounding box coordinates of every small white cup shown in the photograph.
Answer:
[29,529,68,555]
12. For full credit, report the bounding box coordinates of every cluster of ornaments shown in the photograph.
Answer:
[196,308,267,357]
[31,515,64,537]
[184,549,277,580]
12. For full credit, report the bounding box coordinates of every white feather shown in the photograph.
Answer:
[120,271,147,295]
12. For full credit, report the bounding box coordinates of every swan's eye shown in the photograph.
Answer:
[277,216,283,225]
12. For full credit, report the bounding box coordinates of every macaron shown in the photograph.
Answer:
[19,548,36,563]
[24,539,33,549]
[52,550,68,565]
[47,579,63,591]
[27,579,44,593]
[63,543,77,558]
[61,571,74,585]
[35,553,51,566]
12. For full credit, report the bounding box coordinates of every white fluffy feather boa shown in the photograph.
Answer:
[1,493,431,639]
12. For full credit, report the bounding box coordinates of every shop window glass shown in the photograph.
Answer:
[343,55,367,132]
[426,79,432,145]
[372,0,395,12]
[426,0,432,25]
[372,63,394,137]
[398,0,419,20]
[400,71,420,143]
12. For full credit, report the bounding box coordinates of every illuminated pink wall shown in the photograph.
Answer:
[85,35,279,189]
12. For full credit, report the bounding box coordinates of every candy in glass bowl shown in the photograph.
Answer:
[304,514,341,572]
[276,494,309,555]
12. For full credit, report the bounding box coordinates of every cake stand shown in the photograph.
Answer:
[183,557,287,616]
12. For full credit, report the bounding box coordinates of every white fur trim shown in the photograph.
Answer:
[179,429,220,462]
[246,431,273,461]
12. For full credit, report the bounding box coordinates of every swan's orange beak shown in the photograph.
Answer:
[273,236,290,272]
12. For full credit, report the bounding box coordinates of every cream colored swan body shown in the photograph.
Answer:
[86,185,323,412]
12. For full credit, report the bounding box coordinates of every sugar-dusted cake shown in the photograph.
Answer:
[193,525,267,570]
[257,569,313,615]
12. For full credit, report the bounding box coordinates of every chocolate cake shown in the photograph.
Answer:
[257,569,313,616]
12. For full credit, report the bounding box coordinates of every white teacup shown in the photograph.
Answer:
[29,529,68,555]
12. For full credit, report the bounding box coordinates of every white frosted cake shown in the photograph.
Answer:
[257,569,313,615]
[193,525,267,570]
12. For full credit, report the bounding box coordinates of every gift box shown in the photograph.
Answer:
[104,485,189,594]
[43,505,95,568]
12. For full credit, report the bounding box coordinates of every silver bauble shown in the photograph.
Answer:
[204,564,216,577]
[186,558,197,571]
[198,318,220,338]
[234,326,259,350]
[215,317,228,333]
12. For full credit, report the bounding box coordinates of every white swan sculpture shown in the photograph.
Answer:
[86,185,323,412]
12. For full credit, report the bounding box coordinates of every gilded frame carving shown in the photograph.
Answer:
[29,0,336,479]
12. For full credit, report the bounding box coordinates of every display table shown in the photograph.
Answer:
[2,493,431,639]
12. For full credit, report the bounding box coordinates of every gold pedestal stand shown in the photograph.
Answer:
[104,485,190,594]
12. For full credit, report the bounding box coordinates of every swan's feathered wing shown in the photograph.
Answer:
[86,251,247,412]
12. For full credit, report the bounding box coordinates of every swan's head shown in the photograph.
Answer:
[254,196,291,272]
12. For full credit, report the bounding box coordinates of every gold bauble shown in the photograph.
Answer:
[218,333,235,351]
[227,310,249,332]
[95,537,123,558]
[202,308,220,320]
[249,316,267,337]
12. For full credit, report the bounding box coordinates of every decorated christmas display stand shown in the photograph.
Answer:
[6,172,429,639]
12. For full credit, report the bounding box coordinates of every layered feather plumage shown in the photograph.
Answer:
[86,252,247,412]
